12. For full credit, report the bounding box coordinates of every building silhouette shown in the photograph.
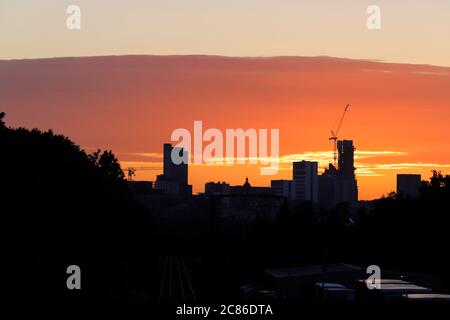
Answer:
[271,180,295,200]
[269,162,318,202]
[205,178,272,196]
[155,143,192,196]
[293,161,318,202]
[163,143,188,184]
[397,174,421,198]
[205,181,230,195]
[319,140,358,209]
[337,140,355,178]
[230,177,272,195]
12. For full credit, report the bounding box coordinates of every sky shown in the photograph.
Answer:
[1,0,450,66]
[1,1,450,199]
[1,55,449,199]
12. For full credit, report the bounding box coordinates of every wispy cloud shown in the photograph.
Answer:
[412,71,450,76]
[119,150,427,176]
[361,69,395,74]
[361,68,450,77]
[120,161,163,169]
[278,150,431,177]
[130,152,163,159]
[356,162,450,176]
[363,162,450,170]
[278,150,407,165]
[119,150,449,178]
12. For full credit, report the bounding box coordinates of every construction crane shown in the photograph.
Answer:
[329,104,350,167]
[122,166,162,181]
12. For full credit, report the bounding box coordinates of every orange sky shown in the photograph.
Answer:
[1,55,449,199]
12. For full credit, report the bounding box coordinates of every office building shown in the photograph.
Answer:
[163,143,188,185]
[293,161,318,202]
[155,143,192,196]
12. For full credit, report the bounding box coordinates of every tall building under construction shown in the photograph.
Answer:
[319,140,358,209]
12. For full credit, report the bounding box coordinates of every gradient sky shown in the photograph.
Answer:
[1,56,449,199]
[1,0,450,66]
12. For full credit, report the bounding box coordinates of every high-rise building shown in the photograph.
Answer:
[337,140,355,178]
[319,140,358,209]
[397,174,421,198]
[163,143,188,185]
[293,161,318,202]
[155,143,191,196]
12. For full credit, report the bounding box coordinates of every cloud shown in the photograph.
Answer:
[361,69,395,74]
[119,150,450,178]
[120,161,163,169]
[412,71,450,76]
[361,68,450,76]
[356,162,450,176]
[130,152,163,159]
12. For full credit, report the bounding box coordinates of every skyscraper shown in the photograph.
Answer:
[155,143,191,196]
[293,161,318,202]
[163,143,188,185]
[337,140,355,178]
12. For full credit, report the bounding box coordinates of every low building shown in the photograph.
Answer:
[293,161,318,203]
[271,179,295,200]
[229,177,272,195]
[205,181,230,195]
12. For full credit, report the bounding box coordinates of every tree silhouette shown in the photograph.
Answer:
[0,112,5,128]
[89,149,125,181]
[0,112,153,298]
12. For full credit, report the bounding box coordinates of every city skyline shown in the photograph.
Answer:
[2,55,449,199]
